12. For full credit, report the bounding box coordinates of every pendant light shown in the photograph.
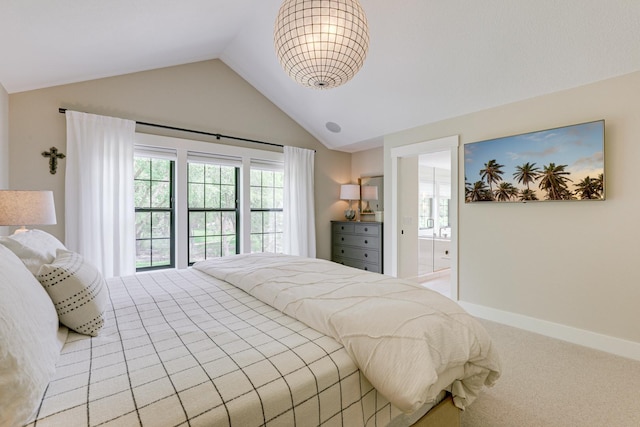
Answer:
[274,0,369,89]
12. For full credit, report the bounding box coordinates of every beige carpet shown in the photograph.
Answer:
[461,320,640,427]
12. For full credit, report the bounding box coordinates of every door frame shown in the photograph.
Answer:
[390,135,459,300]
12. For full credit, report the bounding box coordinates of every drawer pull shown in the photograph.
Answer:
[341,226,345,230]
[364,227,368,232]
[364,240,368,244]
[364,253,368,258]
[364,267,368,271]
[341,249,344,253]
[341,237,344,241]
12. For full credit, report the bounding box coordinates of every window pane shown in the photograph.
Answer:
[206,164,220,184]
[151,239,171,266]
[205,184,221,209]
[275,211,284,232]
[206,211,222,236]
[261,187,275,209]
[189,237,205,263]
[190,212,206,236]
[250,169,262,186]
[151,159,170,181]
[206,236,222,258]
[250,187,262,209]
[220,166,234,185]
[135,181,151,208]
[222,212,236,235]
[222,235,236,256]
[136,240,151,268]
[189,183,205,208]
[152,212,170,238]
[136,212,151,239]
[262,171,274,187]
[251,234,263,253]
[264,212,276,233]
[151,181,170,208]
[274,171,283,187]
[274,188,284,209]
[135,158,150,180]
[189,163,205,183]
[221,185,235,209]
[251,212,262,233]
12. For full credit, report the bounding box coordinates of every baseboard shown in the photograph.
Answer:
[459,301,640,362]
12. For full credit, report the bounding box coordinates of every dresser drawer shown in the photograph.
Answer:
[332,256,381,273]
[332,222,355,234]
[354,223,380,236]
[334,234,379,249]
[333,246,379,262]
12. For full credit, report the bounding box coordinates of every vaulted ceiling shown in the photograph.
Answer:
[1,1,639,152]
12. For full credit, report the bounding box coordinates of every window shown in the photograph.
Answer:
[188,162,239,264]
[133,133,284,270]
[438,198,450,227]
[134,156,174,270]
[250,165,284,253]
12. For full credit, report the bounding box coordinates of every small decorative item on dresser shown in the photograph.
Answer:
[340,184,360,221]
[331,220,383,273]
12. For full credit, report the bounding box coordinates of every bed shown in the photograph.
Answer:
[0,231,500,427]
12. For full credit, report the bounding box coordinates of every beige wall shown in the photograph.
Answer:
[8,60,351,259]
[351,146,383,181]
[0,83,8,189]
[384,71,640,348]
[0,83,8,236]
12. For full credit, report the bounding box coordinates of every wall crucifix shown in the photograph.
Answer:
[42,146,66,174]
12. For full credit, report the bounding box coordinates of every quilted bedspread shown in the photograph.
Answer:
[27,267,412,426]
[194,253,501,413]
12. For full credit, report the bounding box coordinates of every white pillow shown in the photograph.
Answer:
[0,229,66,275]
[0,245,64,427]
[37,249,108,337]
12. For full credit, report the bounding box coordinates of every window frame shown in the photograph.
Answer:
[134,155,176,272]
[249,164,284,254]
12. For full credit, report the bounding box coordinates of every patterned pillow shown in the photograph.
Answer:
[37,249,108,336]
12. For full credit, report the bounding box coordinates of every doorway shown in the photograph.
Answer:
[389,135,459,300]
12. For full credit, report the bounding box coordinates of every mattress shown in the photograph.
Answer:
[26,267,430,426]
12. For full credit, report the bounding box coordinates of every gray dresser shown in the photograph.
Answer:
[331,220,383,273]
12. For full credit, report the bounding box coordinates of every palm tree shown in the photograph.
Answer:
[479,159,504,194]
[538,163,573,200]
[574,176,602,200]
[494,182,519,201]
[519,188,539,201]
[467,181,492,202]
[513,162,540,190]
[594,173,604,195]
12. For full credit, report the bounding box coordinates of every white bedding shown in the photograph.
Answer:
[27,267,423,426]
[193,253,501,413]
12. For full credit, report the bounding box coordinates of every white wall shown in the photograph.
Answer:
[384,71,640,358]
[8,60,351,259]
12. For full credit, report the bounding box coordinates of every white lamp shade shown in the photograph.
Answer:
[361,185,378,201]
[0,190,57,226]
[274,0,370,89]
[340,184,360,200]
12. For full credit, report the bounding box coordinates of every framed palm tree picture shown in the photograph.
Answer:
[464,120,605,203]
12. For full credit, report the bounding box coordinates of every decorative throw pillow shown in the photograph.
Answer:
[0,229,66,275]
[0,244,64,427]
[37,249,108,337]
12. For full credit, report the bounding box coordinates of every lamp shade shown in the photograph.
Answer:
[340,184,360,200]
[361,185,378,201]
[274,0,370,89]
[0,190,57,226]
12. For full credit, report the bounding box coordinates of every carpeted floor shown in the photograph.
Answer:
[461,320,640,426]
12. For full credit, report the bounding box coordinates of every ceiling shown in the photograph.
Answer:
[1,1,639,153]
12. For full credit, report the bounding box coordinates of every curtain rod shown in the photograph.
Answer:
[58,108,284,149]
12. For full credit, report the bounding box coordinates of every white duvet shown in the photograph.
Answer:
[193,253,501,414]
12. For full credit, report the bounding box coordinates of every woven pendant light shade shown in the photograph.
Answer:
[274,0,369,89]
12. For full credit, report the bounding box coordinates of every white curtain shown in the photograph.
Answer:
[65,111,136,278]
[283,146,316,257]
